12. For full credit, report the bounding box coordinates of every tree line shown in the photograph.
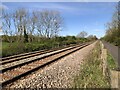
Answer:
[2,8,97,57]
[103,2,120,46]
[2,8,63,43]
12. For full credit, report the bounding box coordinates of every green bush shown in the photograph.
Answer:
[2,36,91,57]
[2,43,25,57]
[113,37,120,46]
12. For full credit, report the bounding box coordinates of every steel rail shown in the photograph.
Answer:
[1,43,91,87]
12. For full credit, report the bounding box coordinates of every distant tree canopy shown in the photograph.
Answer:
[87,35,97,40]
[76,31,97,41]
[103,3,120,46]
[76,31,88,38]
[2,8,63,43]
[2,8,96,57]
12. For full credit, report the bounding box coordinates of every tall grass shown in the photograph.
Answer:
[107,53,117,70]
[73,42,110,88]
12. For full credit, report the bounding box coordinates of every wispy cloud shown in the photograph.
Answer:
[0,4,9,10]
[94,29,101,32]
[16,2,82,15]
[3,2,116,16]
[26,3,80,14]
[28,3,98,15]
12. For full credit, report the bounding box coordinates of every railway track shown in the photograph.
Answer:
[0,44,80,73]
[1,42,91,87]
[0,44,82,72]
[1,45,71,64]
[1,44,77,65]
[2,43,81,61]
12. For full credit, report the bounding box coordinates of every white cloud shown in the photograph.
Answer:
[94,29,101,32]
[23,3,81,15]
[32,3,79,12]
[0,4,9,10]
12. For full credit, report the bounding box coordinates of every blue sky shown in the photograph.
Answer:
[1,2,117,38]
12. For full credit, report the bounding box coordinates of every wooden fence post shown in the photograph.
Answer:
[100,41,107,76]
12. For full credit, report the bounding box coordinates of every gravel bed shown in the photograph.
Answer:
[5,42,96,88]
[1,46,80,83]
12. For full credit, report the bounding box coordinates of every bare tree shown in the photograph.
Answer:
[77,31,88,38]
[33,11,43,38]
[118,2,120,28]
[2,8,64,43]
[105,3,120,45]
[2,9,13,43]
[13,8,29,43]
[36,10,63,39]
[87,35,97,40]
[105,5,119,36]
[27,11,38,42]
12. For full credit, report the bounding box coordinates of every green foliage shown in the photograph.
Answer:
[103,6,120,46]
[73,42,110,88]
[104,28,120,46]
[107,53,117,69]
[87,35,98,41]
[2,42,25,57]
[2,36,91,57]
[114,37,120,46]
[1,35,17,43]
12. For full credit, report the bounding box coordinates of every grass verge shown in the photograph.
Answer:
[107,53,117,70]
[73,42,110,88]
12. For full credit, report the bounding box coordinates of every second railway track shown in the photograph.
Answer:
[1,45,72,64]
[1,42,92,87]
[0,44,82,72]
